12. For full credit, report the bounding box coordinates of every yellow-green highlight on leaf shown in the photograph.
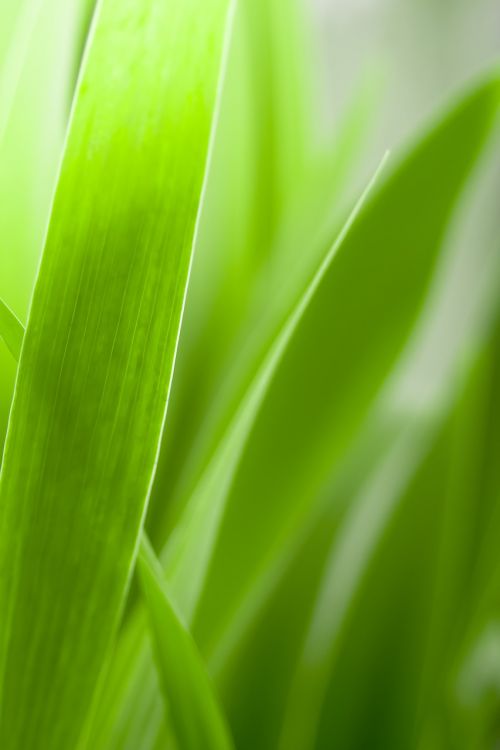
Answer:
[0,0,235,748]
[0,298,24,362]
[138,536,234,750]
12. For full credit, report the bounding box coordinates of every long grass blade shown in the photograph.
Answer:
[0,0,234,747]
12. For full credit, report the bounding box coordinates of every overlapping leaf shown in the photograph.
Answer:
[87,74,500,749]
[187,73,500,664]
[0,0,234,747]
[0,0,89,440]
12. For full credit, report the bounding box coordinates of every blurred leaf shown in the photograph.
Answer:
[0,0,90,441]
[89,73,500,750]
[187,72,500,667]
[138,536,234,750]
[218,148,500,749]
[165,155,387,623]
[0,1,234,748]
[0,0,43,144]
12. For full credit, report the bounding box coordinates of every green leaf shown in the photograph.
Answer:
[217,160,500,749]
[85,142,387,750]
[138,536,234,750]
[0,298,24,361]
[0,0,234,748]
[164,155,388,623]
[87,73,500,750]
[185,72,500,665]
[0,0,89,442]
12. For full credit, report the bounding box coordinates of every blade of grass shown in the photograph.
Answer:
[186,72,500,662]
[277,199,500,750]
[138,536,234,750]
[0,1,235,748]
[164,154,388,623]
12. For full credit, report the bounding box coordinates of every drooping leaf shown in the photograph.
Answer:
[138,536,234,750]
[0,1,234,748]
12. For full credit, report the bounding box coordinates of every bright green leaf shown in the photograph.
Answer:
[0,1,234,748]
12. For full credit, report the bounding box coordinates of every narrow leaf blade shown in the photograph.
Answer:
[0,0,234,747]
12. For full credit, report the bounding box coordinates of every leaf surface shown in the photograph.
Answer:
[0,0,234,747]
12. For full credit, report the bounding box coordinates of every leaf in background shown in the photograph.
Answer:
[144,0,380,562]
[164,155,388,622]
[0,298,24,362]
[0,0,91,441]
[146,0,323,548]
[87,73,500,750]
[439,322,500,749]
[0,0,43,144]
[188,72,500,664]
[217,144,500,749]
[138,536,234,750]
[0,0,234,748]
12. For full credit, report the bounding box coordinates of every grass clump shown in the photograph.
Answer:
[0,1,499,748]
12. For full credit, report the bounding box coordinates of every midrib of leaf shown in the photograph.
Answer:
[0,0,234,748]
